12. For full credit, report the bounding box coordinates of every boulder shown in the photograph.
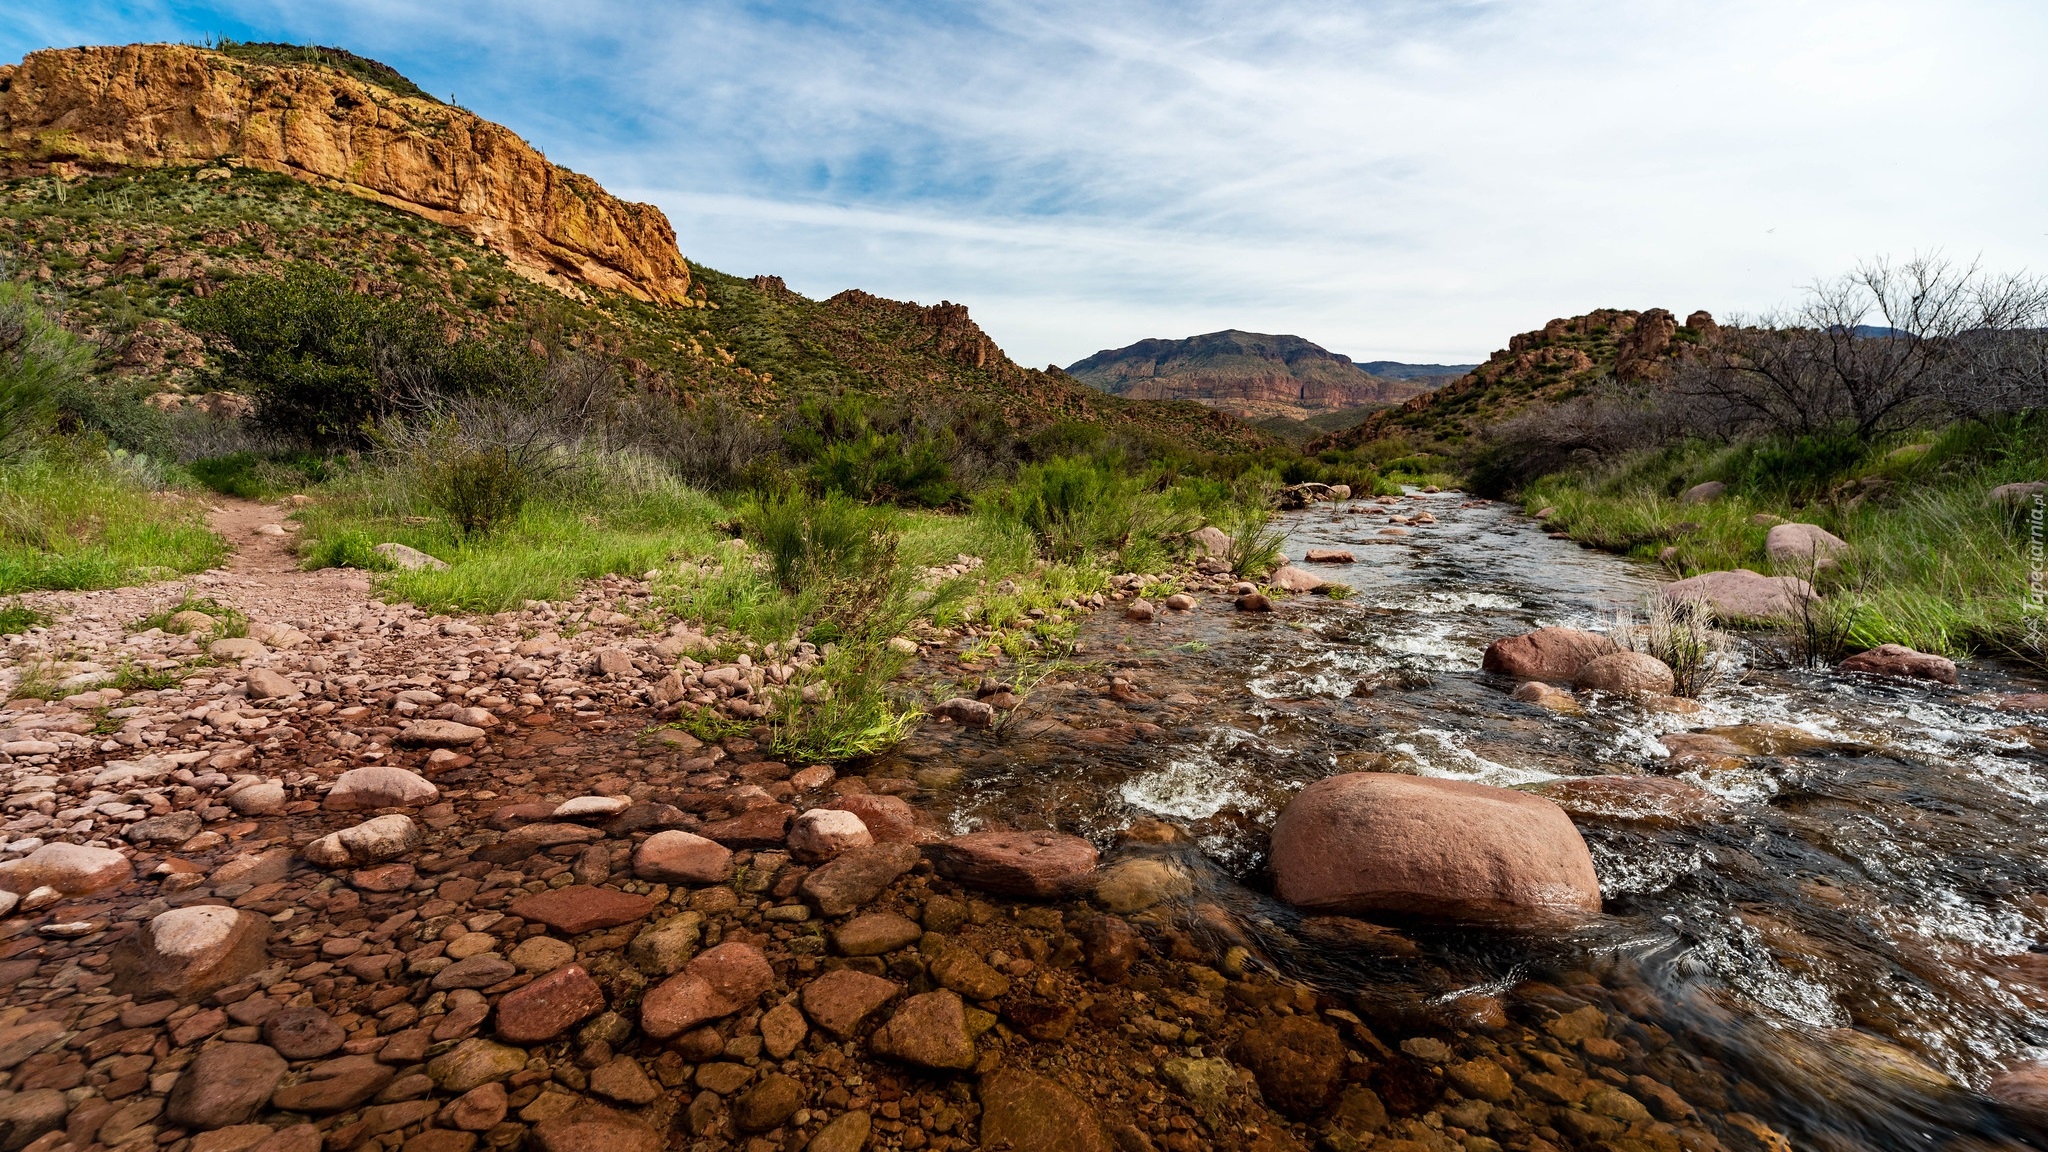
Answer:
[1164,592,1195,611]
[1268,565,1327,593]
[373,542,447,571]
[977,1068,1113,1152]
[1573,651,1676,696]
[228,781,288,816]
[1234,592,1272,612]
[111,906,270,1001]
[1764,522,1849,569]
[303,814,420,868]
[1991,481,2048,505]
[323,766,438,810]
[869,990,977,1070]
[209,637,268,661]
[1124,599,1155,622]
[1481,627,1616,683]
[1303,549,1356,563]
[1510,681,1581,714]
[1989,1063,2048,1126]
[1838,644,1959,686]
[1269,773,1601,923]
[925,830,1098,898]
[786,809,873,863]
[1190,525,1232,558]
[1662,569,1815,620]
[166,1043,288,1130]
[632,830,733,884]
[1680,481,1725,504]
[640,943,773,1038]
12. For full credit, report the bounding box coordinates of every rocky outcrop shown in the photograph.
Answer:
[0,44,693,305]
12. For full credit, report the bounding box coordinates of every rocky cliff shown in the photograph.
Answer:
[1066,330,1436,421]
[0,43,693,306]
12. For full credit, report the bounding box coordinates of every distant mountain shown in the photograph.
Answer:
[1065,330,1445,422]
[1356,360,1480,380]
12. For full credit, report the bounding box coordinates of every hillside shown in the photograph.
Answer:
[1308,307,1716,455]
[0,42,1272,453]
[1065,329,1439,422]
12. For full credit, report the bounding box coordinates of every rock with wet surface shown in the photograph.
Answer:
[1270,772,1601,923]
[925,830,1099,898]
[632,830,733,883]
[112,905,271,1001]
[1838,643,1959,685]
[869,990,978,1070]
[166,1043,288,1130]
[786,807,873,862]
[1268,565,1327,593]
[303,813,421,867]
[1482,626,1617,683]
[1573,651,1676,696]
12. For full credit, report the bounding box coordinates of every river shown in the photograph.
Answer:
[883,490,2048,1150]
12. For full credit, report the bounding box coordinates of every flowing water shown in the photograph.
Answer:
[882,491,2048,1149]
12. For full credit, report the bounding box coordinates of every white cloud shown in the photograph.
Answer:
[7,0,2045,366]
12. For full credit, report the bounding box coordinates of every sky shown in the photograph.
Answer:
[6,1,2046,368]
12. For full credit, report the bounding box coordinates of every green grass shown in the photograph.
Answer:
[0,602,49,634]
[0,451,227,592]
[1524,420,2045,663]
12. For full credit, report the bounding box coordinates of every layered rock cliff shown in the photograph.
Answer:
[1066,330,1437,421]
[0,43,692,306]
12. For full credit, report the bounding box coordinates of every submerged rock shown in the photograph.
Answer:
[1838,643,1959,685]
[1574,651,1676,696]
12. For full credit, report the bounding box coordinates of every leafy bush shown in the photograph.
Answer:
[0,280,81,453]
[982,457,1190,568]
[426,445,532,537]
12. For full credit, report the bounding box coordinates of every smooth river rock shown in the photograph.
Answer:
[1269,772,1601,923]
[1482,626,1617,683]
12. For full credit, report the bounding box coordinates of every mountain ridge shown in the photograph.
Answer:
[1065,329,1445,422]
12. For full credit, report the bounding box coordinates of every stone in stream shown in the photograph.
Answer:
[869,990,979,1070]
[1164,592,1196,611]
[640,943,773,1038]
[123,810,202,845]
[111,906,270,1001]
[1765,522,1849,568]
[268,1054,394,1113]
[1268,565,1327,592]
[1662,568,1815,621]
[1573,651,1676,696]
[1838,643,1959,685]
[166,1043,288,1129]
[801,969,903,1039]
[976,1067,1113,1152]
[632,830,733,883]
[932,696,996,726]
[426,1040,529,1093]
[699,803,794,847]
[1124,599,1155,622]
[494,964,606,1043]
[303,814,421,868]
[1511,680,1582,714]
[398,719,486,747]
[1189,525,1232,557]
[530,1102,661,1152]
[1269,773,1601,923]
[831,912,923,956]
[925,830,1098,899]
[627,912,704,976]
[825,793,918,841]
[1989,1063,2048,1125]
[507,885,654,934]
[800,842,921,915]
[1232,1015,1346,1119]
[262,1007,347,1060]
[0,1088,67,1150]
[322,765,438,810]
[227,781,288,815]
[1303,548,1356,563]
[786,808,872,862]
[1482,626,1616,683]
[1234,592,1273,612]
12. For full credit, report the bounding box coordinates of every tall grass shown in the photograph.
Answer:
[0,449,226,592]
[1525,420,2043,663]
[978,457,1192,571]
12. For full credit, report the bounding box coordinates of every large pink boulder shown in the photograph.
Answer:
[1837,644,1958,686]
[1573,651,1676,696]
[1662,569,1815,621]
[1764,523,1848,569]
[1269,773,1600,924]
[632,830,733,884]
[1481,627,1616,683]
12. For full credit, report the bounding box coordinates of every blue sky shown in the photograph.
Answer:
[7,1,2046,367]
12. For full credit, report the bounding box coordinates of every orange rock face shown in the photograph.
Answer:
[0,44,692,306]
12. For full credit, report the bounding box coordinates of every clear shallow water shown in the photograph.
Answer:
[887,492,2048,1148]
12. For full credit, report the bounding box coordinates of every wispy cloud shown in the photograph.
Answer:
[7,1,2045,365]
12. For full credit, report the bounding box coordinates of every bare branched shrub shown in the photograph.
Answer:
[1613,596,1731,697]
[1679,256,2048,439]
